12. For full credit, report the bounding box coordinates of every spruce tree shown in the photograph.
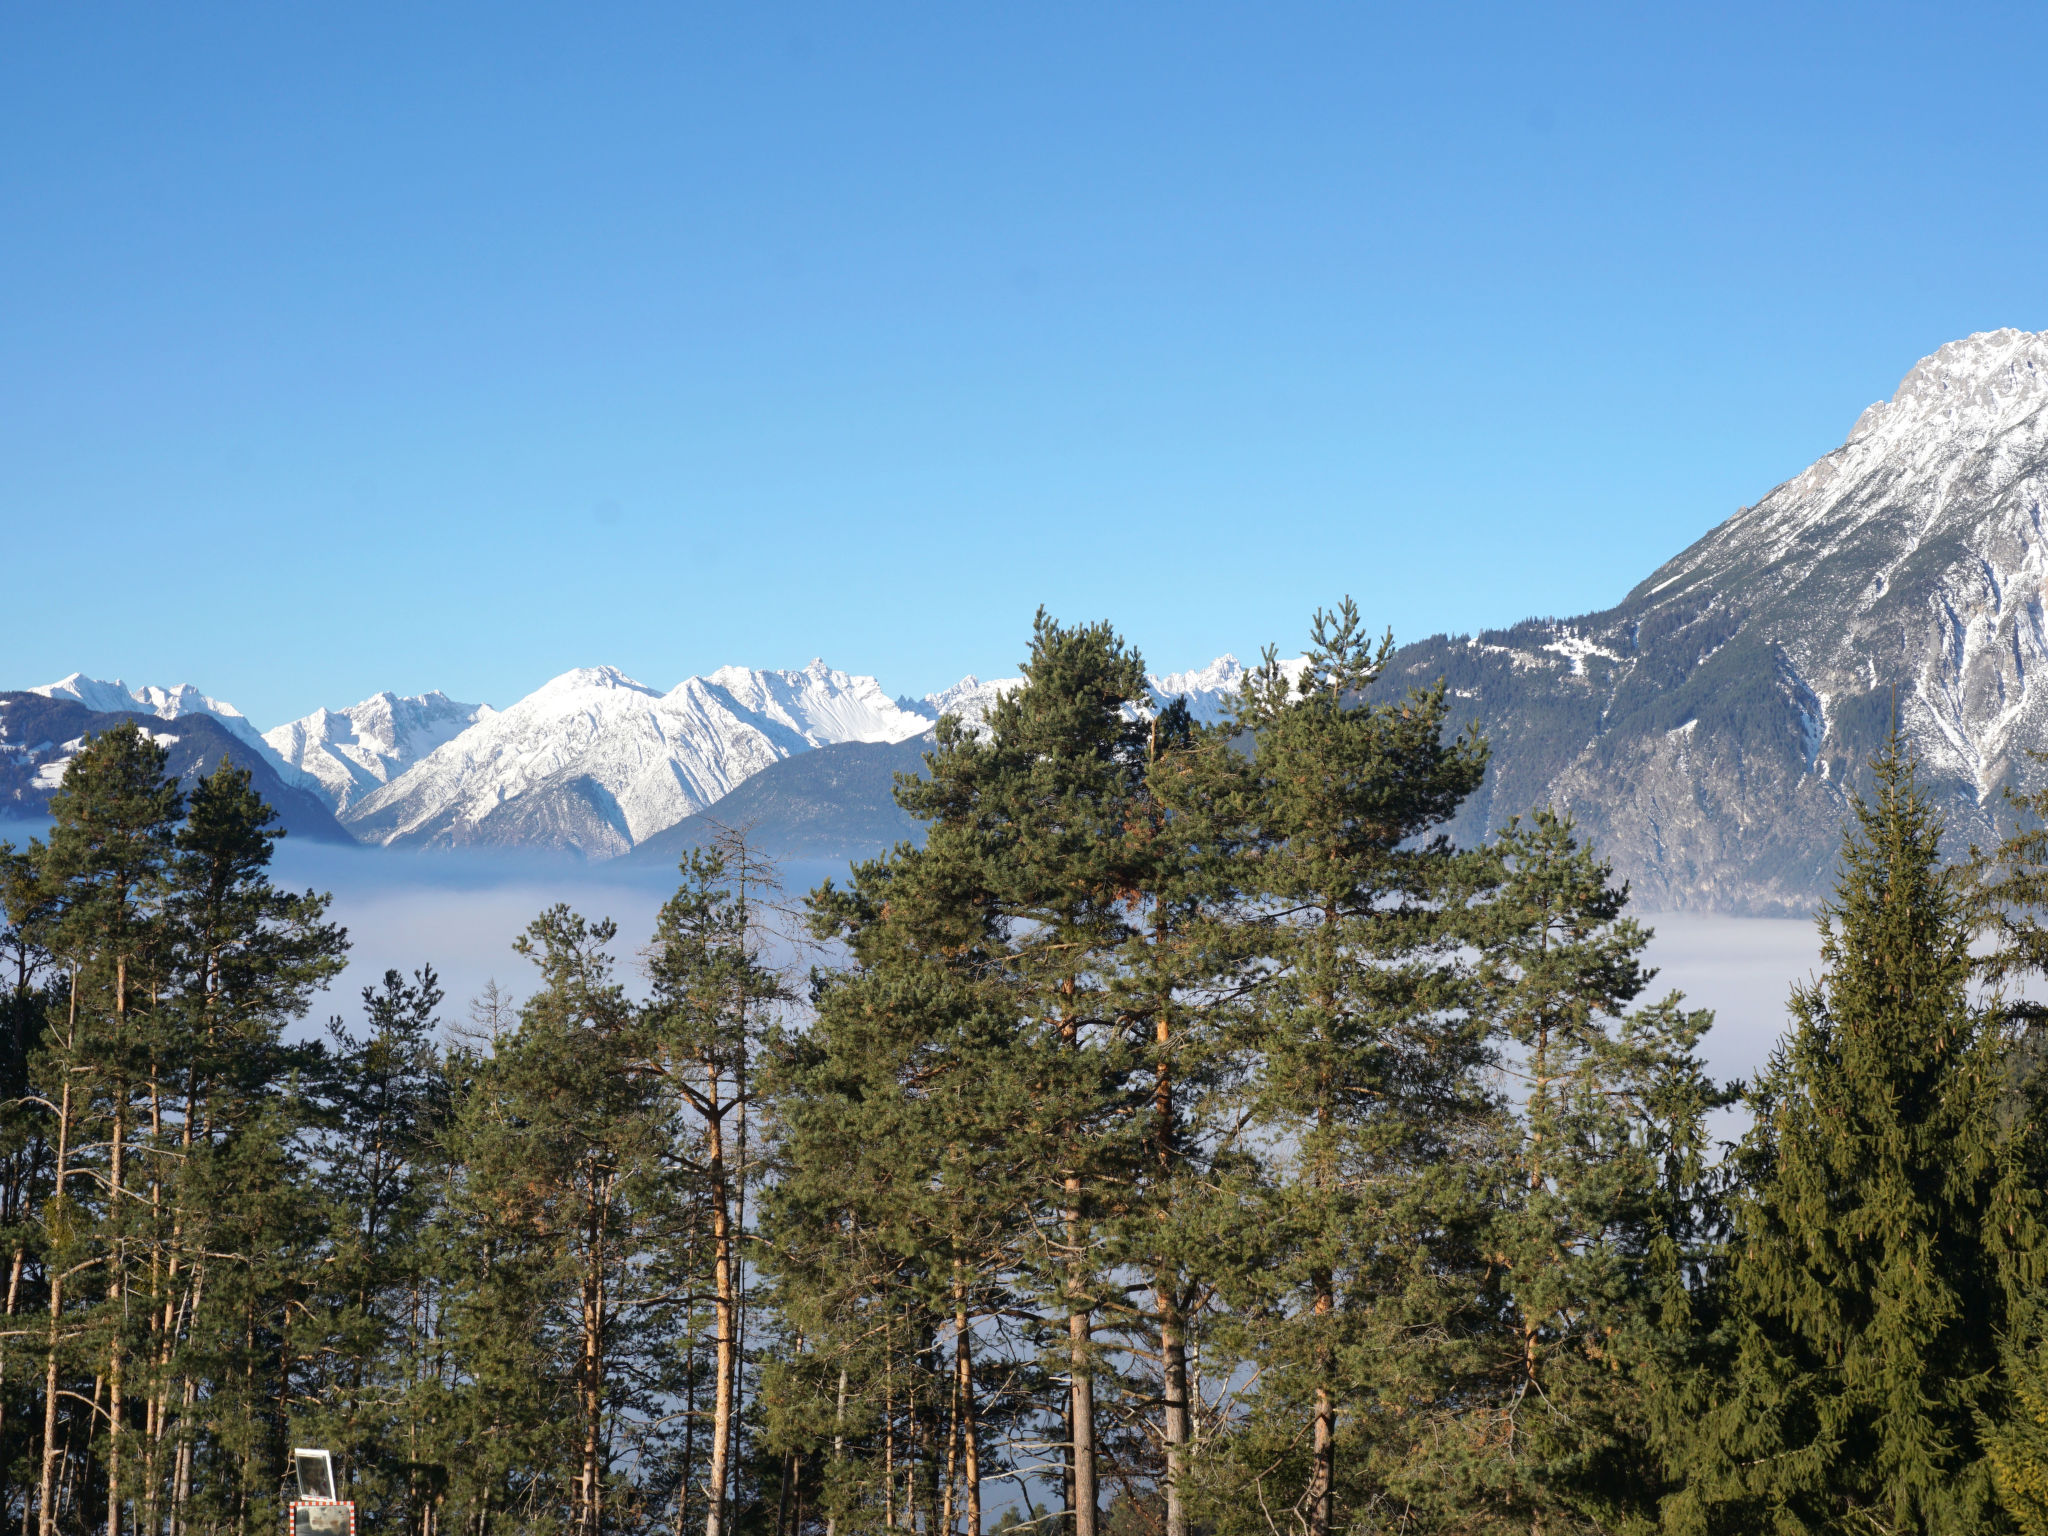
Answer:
[1964,766,2048,1535]
[1665,741,2047,1536]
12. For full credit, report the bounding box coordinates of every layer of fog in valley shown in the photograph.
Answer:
[276,839,1829,1093]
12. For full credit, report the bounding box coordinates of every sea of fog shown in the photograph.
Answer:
[259,842,1824,1089]
[0,815,1825,1086]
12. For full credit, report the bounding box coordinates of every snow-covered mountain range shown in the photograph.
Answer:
[30,675,275,756]
[14,653,1267,860]
[37,327,2048,903]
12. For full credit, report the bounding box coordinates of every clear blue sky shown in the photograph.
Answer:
[6,2,2045,726]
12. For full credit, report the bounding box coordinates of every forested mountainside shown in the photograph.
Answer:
[1371,328,2048,913]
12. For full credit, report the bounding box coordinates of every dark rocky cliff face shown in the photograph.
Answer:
[1373,328,2048,913]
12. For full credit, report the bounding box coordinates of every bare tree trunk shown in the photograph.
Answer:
[1154,988,1188,1536]
[1059,972,1096,1536]
[1067,1271,1095,1536]
[107,1090,125,1536]
[823,1362,846,1536]
[884,1339,896,1531]
[955,1272,981,1536]
[703,1098,736,1536]
[38,974,78,1536]
[578,1177,608,1536]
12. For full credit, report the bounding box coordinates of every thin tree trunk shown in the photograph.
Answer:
[703,1097,736,1536]
[955,1271,981,1536]
[107,953,128,1536]
[1067,1300,1095,1536]
[675,1291,699,1536]
[1154,986,1188,1536]
[38,972,78,1536]
[1059,973,1096,1536]
[824,1362,846,1536]
[578,1175,607,1536]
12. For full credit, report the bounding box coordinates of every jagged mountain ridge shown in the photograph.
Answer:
[340,661,937,858]
[1371,327,2048,913]
[265,692,494,813]
[21,657,1270,861]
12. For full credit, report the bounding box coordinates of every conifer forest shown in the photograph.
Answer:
[12,603,2048,1536]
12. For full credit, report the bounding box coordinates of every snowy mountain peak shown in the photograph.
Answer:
[30,673,274,757]
[538,665,656,699]
[918,675,1024,729]
[1843,328,2048,454]
[1151,654,1248,698]
[342,661,942,857]
[265,689,492,813]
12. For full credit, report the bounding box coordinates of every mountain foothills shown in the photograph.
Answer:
[12,616,2048,1536]
[9,328,2048,907]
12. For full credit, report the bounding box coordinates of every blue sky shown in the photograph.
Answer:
[6,2,2046,726]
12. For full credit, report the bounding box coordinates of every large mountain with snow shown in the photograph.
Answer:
[30,675,277,756]
[1370,327,2048,912]
[341,661,938,858]
[33,328,2048,902]
[266,692,492,812]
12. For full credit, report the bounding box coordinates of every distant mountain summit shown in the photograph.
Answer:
[266,691,492,812]
[1376,327,2048,912]
[30,674,276,757]
[340,661,937,858]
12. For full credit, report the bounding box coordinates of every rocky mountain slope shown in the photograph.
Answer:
[1371,327,2048,913]
[624,735,935,866]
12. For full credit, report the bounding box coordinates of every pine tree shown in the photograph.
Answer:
[644,839,791,1536]
[32,723,183,1536]
[768,832,1040,1536]
[310,965,453,1531]
[887,610,1158,1536]
[1186,601,1493,1536]
[439,906,674,1536]
[1665,740,2048,1536]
